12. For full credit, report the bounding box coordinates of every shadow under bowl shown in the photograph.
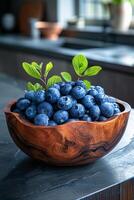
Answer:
[4,99,131,166]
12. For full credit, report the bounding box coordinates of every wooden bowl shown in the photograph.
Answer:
[36,21,62,40]
[4,99,131,166]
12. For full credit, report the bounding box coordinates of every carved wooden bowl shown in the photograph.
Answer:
[5,99,131,166]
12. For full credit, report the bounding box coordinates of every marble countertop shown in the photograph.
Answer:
[0,35,134,74]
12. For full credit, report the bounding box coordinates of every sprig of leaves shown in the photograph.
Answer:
[22,62,62,91]
[72,54,102,90]
[22,54,102,91]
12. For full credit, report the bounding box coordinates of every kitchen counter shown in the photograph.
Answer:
[0,35,134,74]
[0,73,134,200]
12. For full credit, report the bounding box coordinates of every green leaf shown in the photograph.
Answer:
[72,54,88,76]
[47,75,62,88]
[34,83,43,91]
[22,62,41,79]
[26,82,36,91]
[32,62,43,72]
[84,66,102,76]
[45,62,53,77]
[83,80,91,90]
[61,72,72,82]
[26,82,43,91]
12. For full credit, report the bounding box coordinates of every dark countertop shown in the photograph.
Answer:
[0,73,134,200]
[0,35,134,74]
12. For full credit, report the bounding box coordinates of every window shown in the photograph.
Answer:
[78,0,109,20]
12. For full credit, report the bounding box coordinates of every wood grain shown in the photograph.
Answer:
[4,99,131,166]
[81,178,134,200]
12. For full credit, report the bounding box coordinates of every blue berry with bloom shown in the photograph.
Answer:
[16,98,31,110]
[67,95,77,106]
[75,80,86,90]
[70,103,85,118]
[53,110,69,124]
[25,105,37,119]
[94,93,105,104]
[46,88,60,104]
[52,83,60,90]
[34,114,49,126]
[25,90,35,101]
[105,96,116,103]
[95,86,104,94]
[48,120,57,126]
[114,107,121,114]
[100,102,114,118]
[81,95,95,109]
[71,86,86,99]
[80,114,92,122]
[57,96,73,110]
[98,115,107,121]
[34,90,45,103]
[87,88,98,97]
[60,83,72,95]
[37,102,53,118]
[90,105,101,121]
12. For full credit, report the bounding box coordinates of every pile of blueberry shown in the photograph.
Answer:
[13,80,121,126]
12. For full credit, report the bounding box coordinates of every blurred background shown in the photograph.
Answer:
[0,0,134,106]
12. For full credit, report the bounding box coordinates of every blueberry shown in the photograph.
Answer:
[100,102,114,118]
[16,98,31,110]
[53,110,69,124]
[105,96,116,103]
[71,86,86,99]
[37,102,53,118]
[67,95,77,106]
[34,90,45,103]
[25,91,35,101]
[52,83,60,90]
[89,86,95,90]
[80,114,92,122]
[57,96,73,110]
[25,105,37,119]
[70,103,85,118]
[48,120,57,126]
[90,105,101,121]
[46,88,60,104]
[113,103,119,108]
[60,83,72,95]
[94,93,105,104]
[95,86,104,94]
[75,80,86,90]
[69,81,75,86]
[81,95,95,109]
[98,115,107,121]
[34,114,49,126]
[58,82,65,87]
[114,108,121,114]
[87,88,98,97]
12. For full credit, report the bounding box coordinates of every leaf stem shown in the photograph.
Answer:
[40,78,47,90]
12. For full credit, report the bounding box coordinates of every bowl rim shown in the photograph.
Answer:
[4,98,131,129]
